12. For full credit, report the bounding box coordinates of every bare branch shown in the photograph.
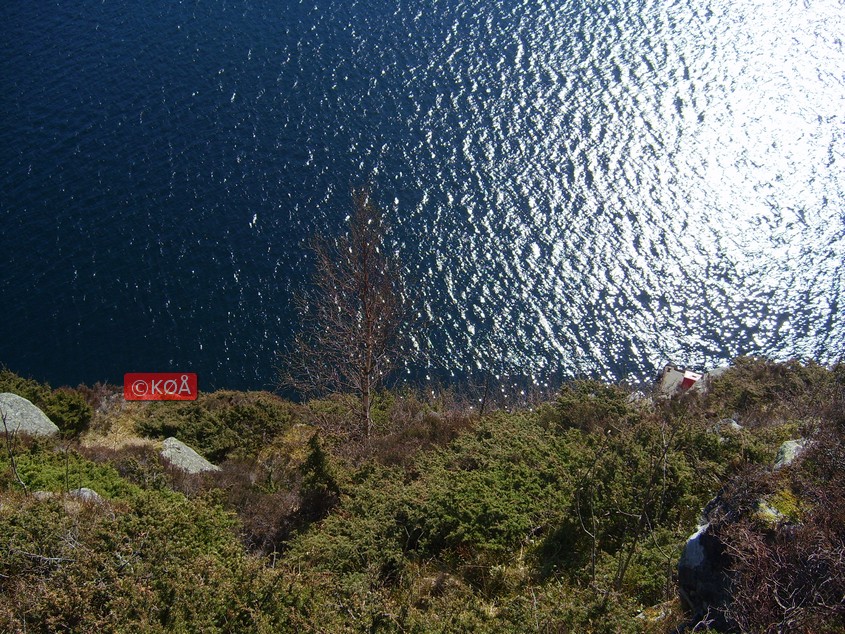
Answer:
[2,408,29,495]
[280,188,408,437]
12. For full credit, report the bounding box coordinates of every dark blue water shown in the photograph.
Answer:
[1,0,843,391]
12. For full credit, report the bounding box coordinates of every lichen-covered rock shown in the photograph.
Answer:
[160,437,220,474]
[710,419,744,443]
[679,438,814,629]
[755,500,784,527]
[755,489,802,528]
[0,392,59,437]
[774,439,806,470]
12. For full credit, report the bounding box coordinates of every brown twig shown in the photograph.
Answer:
[2,407,29,495]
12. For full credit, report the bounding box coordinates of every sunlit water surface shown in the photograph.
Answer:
[1,0,842,390]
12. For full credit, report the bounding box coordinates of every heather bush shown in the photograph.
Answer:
[702,356,840,425]
[361,390,477,467]
[669,361,845,632]
[187,427,342,555]
[78,443,170,491]
[305,389,477,467]
[708,416,845,632]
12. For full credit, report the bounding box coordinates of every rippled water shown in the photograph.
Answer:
[1,0,843,390]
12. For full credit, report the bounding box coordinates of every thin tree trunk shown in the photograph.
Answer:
[362,376,371,437]
[2,410,29,495]
[479,372,491,416]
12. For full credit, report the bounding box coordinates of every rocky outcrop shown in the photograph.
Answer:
[678,438,811,629]
[677,517,733,630]
[0,393,59,437]
[160,437,220,474]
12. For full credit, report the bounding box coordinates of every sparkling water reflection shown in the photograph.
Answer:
[0,0,842,389]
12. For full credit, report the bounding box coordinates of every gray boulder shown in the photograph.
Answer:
[160,437,220,474]
[0,393,59,437]
[677,520,733,630]
[710,418,744,441]
[719,418,743,433]
[33,488,104,504]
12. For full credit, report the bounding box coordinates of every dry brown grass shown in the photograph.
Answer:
[79,392,155,451]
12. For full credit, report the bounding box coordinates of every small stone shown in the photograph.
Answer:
[70,487,103,503]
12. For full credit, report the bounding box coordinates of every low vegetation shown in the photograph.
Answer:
[0,357,842,632]
[0,369,92,436]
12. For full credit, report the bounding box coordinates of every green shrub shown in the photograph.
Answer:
[0,368,51,404]
[4,360,840,632]
[547,379,639,432]
[1,438,136,498]
[499,581,647,633]
[0,490,302,633]
[137,390,297,461]
[0,370,92,436]
[412,413,576,559]
[42,388,93,436]
[0,442,302,633]
[287,462,414,591]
